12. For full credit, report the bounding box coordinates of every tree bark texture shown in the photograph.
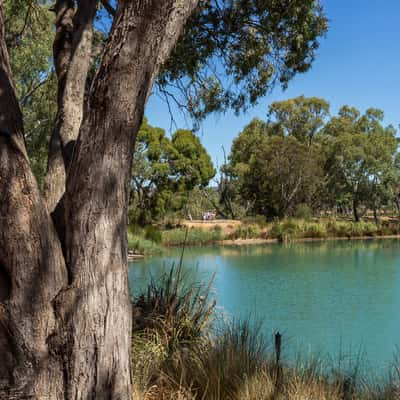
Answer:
[0,1,199,399]
[0,7,67,398]
[44,0,98,216]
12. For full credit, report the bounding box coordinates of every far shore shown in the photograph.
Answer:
[128,233,400,260]
[220,234,400,246]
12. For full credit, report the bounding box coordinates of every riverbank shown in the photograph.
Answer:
[128,218,400,257]
[221,234,400,246]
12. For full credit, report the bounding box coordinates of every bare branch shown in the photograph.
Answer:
[100,0,115,17]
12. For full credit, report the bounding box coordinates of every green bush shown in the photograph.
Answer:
[270,219,301,242]
[293,203,313,220]
[302,222,327,238]
[144,225,162,244]
[128,232,162,255]
[241,215,268,228]
[228,224,261,240]
[162,227,223,246]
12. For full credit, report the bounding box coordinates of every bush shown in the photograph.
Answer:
[326,220,378,238]
[162,227,223,246]
[144,225,162,244]
[131,264,216,395]
[270,219,301,242]
[228,224,261,240]
[293,203,313,220]
[302,222,328,238]
[241,215,268,228]
[128,232,162,255]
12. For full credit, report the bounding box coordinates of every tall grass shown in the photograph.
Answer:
[161,226,223,246]
[128,231,163,255]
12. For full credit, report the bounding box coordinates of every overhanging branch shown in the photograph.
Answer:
[100,0,115,17]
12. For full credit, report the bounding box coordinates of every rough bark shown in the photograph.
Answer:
[0,5,67,398]
[0,1,199,399]
[60,1,199,399]
[44,0,97,217]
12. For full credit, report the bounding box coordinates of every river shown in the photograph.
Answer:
[129,239,400,371]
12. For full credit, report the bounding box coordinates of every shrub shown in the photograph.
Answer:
[162,227,223,246]
[293,203,313,221]
[270,219,301,242]
[303,222,328,238]
[131,264,216,394]
[128,232,162,255]
[241,215,268,228]
[144,225,162,244]
[228,224,261,240]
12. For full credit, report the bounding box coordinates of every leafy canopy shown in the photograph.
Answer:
[224,98,399,220]
[4,0,327,188]
[130,119,215,224]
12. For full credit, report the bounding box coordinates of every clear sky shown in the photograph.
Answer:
[145,0,400,169]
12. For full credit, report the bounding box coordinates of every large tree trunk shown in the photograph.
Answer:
[0,8,67,398]
[0,1,199,399]
[60,3,199,397]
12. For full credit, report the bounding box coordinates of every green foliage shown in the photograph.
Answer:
[132,265,216,351]
[4,0,56,186]
[161,227,223,247]
[268,219,396,242]
[225,98,399,222]
[323,106,398,220]
[130,119,215,225]
[243,135,325,217]
[241,215,268,229]
[127,232,162,256]
[293,204,313,220]
[185,187,219,220]
[268,95,330,144]
[227,224,261,240]
[270,219,302,241]
[143,225,162,244]
[160,1,328,120]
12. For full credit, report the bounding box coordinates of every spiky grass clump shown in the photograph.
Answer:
[131,262,216,395]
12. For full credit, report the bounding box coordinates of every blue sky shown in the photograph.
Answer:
[145,0,400,169]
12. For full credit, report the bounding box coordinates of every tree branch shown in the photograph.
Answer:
[100,0,115,17]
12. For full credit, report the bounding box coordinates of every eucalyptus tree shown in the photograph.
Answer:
[323,107,398,221]
[267,95,330,145]
[130,119,215,224]
[235,134,325,218]
[0,0,327,398]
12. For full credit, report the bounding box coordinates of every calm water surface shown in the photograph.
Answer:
[129,239,400,370]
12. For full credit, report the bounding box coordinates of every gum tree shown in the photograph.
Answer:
[0,1,327,398]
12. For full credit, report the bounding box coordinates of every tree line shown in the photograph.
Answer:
[217,96,399,222]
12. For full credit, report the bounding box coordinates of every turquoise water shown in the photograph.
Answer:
[129,239,400,370]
